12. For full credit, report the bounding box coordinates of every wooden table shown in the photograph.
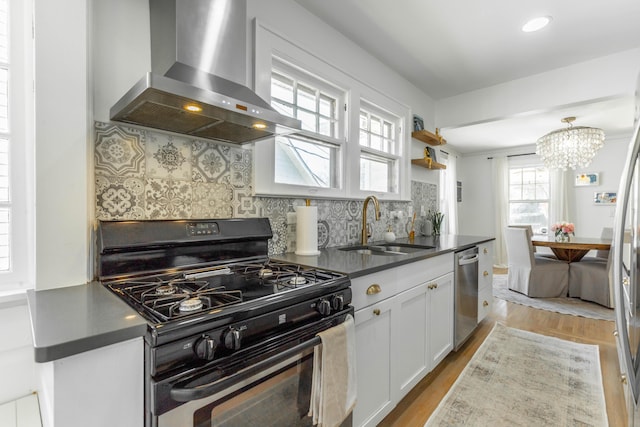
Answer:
[531,236,611,262]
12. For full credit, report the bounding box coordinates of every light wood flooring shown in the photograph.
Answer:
[379,274,626,427]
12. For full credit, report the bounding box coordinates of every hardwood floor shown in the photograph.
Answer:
[378,295,626,427]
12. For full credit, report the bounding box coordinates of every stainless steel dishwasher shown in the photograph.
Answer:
[454,246,479,350]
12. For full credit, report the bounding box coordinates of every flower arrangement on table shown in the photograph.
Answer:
[551,222,575,242]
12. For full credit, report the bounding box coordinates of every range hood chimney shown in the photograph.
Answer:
[110,0,301,144]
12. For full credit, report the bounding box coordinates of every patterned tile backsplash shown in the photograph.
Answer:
[94,122,438,255]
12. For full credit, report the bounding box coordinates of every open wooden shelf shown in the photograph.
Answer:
[411,158,447,169]
[411,128,447,146]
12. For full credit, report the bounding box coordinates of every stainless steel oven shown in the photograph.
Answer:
[96,218,354,427]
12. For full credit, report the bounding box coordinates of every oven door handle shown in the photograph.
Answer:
[170,335,321,402]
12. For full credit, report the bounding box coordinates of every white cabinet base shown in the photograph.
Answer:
[38,338,143,427]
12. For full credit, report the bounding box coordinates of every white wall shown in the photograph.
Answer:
[573,135,629,236]
[457,135,633,239]
[34,0,90,290]
[0,301,37,404]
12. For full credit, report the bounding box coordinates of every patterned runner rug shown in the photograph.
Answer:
[493,274,614,321]
[425,323,608,427]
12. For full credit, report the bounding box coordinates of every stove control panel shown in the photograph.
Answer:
[150,287,353,376]
[186,221,219,236]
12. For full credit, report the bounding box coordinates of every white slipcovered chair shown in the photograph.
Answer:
[568,227,613,308]
[504,226,569,297]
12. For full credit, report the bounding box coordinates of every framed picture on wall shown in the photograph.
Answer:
[575,172,599,186]
[413,115,424,132]
[426,146,438,163]
[594,192,617,205]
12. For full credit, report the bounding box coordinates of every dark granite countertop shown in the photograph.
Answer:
[274,234,495,278]
[26,282,147,363]
[25,234,492,363]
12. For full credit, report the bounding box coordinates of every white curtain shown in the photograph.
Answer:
[549,169,575,226]
[492,156,509,267]
[439,151,458,234]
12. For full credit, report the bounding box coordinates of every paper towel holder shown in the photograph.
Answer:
[295,199,320,256]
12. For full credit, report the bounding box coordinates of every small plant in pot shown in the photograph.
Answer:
[428,210,444,236]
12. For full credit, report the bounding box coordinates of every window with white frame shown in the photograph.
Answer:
[508,164,550,234]
[269,60,343,189]
[253,22,410,200]
[0,0,33,292]
[358,102,401,193]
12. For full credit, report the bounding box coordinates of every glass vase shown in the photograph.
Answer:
[555,233,570,242]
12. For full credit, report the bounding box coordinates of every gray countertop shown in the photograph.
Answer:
[27,282,147,363]
[26,234,493,363]
[274,234,495,277]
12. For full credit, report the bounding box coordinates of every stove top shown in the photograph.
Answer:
[106,260,346,324]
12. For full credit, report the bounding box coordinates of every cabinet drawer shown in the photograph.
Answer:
[478,285,493,322]
[479,267,493,288]
[351,253,453,311]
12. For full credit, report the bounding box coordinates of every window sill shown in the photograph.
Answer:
[0,289,28,309]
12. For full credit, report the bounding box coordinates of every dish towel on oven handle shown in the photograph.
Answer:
[309,314,357,427]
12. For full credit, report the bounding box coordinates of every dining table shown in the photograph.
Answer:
[531,235,612,262]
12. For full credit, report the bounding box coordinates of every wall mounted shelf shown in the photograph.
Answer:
[411,128,446,146]
[411,158,446,170]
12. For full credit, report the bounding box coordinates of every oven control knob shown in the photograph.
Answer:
[223,328,242,350]
[194,335,217,361]
[317,299,331,316]
[331,295,344,311]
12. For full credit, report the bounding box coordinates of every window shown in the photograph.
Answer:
[508,165,550,234]
[253,22,410,200]
[0,0,33,292]
[269,60,343,190]
[358,102,401,193]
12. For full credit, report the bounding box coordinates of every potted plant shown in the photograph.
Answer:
[429,210,444,236]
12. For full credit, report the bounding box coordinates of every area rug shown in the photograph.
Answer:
[493,274,614,321]
[424,323,608,427]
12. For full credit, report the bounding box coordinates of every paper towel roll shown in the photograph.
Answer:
[295,205,321,256]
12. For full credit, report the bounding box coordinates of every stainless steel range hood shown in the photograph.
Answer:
[110,0,301,144]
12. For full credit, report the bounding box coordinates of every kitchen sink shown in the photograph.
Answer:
[377,243,435,253]
[338,243,435,255]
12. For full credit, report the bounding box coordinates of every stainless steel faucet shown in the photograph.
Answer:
[361,195,381,245]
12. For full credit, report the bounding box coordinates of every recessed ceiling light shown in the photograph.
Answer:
[522,16,552,33]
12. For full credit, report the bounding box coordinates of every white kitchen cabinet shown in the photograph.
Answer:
[427,272,454,367]
[395,282,429,398]
[477,241,494,322]
[37,338,143,427]
[352,253,454,427]
[354,297,395,427]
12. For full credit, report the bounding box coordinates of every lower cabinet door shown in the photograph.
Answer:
[353,297,395,427]
[428,272,454,367]
[395,284,429,399]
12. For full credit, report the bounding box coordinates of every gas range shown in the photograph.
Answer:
[96,217,352,361]
[97,218,354,425]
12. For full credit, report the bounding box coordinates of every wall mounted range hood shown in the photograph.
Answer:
[110,0,301,144]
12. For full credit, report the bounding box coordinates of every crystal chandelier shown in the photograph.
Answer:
[536,117,605,170]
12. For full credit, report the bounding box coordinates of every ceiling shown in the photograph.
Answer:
[293,0,640,154]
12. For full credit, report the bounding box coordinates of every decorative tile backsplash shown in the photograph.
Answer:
[94,122,438,255]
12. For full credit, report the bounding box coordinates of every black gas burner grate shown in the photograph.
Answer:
[106,259,345,323]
